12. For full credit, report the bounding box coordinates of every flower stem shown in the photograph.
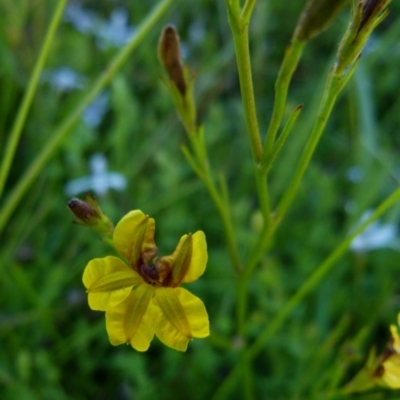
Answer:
[0,0,175,234]
[275,64,355,227]
[0,0,68,199]
[264,104,304,173]
[225,0,274,264]
[203,172,242,274]
[228,7,263,163]
[261,39,305,169]
[212,186,400,400]
[184,133,242,274]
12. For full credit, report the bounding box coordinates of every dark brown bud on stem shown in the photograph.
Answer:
[359,0,389,32]
[158,25,186,96]
[68,198,99,223]
[67,193,113,236]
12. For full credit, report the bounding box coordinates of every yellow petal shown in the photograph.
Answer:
[83,256,141,311]
[152,287,209,351]
[157,231,207,287]
[390,324,400,353]
[182,231,207,283]
[106,284,155,351]
[113,210,157,267]
[382,354,400,389]
[157,234,191,287]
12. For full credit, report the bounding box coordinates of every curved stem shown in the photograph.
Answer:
[0,0,175,234]
[275,71,342,225]
[0,0,68,199]
[261,40,305,169]
[264,104,303,172]
[184,139,242,274]
[212,186,400,400]
[230,17,263,163]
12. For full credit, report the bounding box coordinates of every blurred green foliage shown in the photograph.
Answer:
[1,0,400,399]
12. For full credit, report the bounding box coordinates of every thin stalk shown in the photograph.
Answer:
[227,9,266,398]
[275,70,343,226]
[218,172,229,204]
[241,0,257,23]
[212,186,400,400]
[184,120,242,274]
[181,145,206,180]
[187,144,242,274]
[235,216,275,342]
[255,169,271,227]
[204,176,242,274]
[0,0,174,234]
[226,0,272,244]
[0,0,68,199]
[261,39,305,169]
[225,0,241,19]
[230,19,263,163]
[264,104,303,172]
[242,358,255,400]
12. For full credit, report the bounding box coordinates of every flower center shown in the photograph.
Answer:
[141,263,162,287]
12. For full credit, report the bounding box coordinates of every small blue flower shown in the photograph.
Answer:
[65,153,127,196]
[350,210,398,252]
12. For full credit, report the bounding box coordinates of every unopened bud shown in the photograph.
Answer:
[68,193,113,236]
[158,25,186,96]
[359,0,390,32]
[293,0,348,41]
[336,0,390,74]
[158,25,197,134]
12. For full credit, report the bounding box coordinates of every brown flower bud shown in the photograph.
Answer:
[68,193,113,236]
[359,0,390,32]
[68,198,99,223]
[158,25,186,96]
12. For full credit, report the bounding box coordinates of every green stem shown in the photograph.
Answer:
[192,150,242,274]
[0,0,175,234]
[275,71,342,225]
[264,104,303,172]
[229,14,263,163]
[261,39,305,169]
[236,217,275,341]
[184,122,242,274]
[242,356,255,400]
[212,186,400,400]
[0,0,68,199]
[241,0,257,23]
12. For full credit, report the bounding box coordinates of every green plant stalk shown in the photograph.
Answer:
[242,358,255,400]
[199,167,242,274]
[184,135,242,274]
[241,0,257,23]
[0,0,175,235]
[212,185,400,400]
[264,104,303,172]
[226,0,241,19]
[228,9,263,163]
[236,223,272,338]
[275,67,350,226]
[226,6,268,397]
[0,0,68,199]
[255,168,271,226]
[261,39,305,169]
[234,49,304,383]
[225,0,273,247]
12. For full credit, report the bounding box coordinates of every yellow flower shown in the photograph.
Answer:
[390,314,400,353]
[377,313,400,389]
[82,210,209,352]
[381,354,400,389]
